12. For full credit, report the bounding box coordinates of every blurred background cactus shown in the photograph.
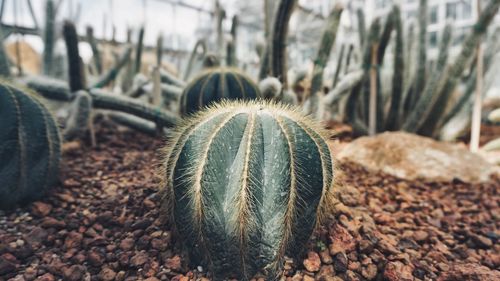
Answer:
[161,101,335,280]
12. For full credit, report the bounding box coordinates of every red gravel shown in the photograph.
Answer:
[0,122,498,281]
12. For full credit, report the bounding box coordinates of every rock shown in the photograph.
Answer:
[62,265,86,281]
[143,278,160,281]
[120,238,135,251]
[337,132,498,183]
[0,255,17,275]
[40,217,66,229]
[438,263,500,281]
[165,255,182,271]
[413,230,429,242]
[64,232,83,249]
[319,249,333,264]
[23,227,48,248]
[31,202,52,217]
[88,250,105,266]
[361,263,377,280]
[329,225,355,255]
[333,252,348,273]
[383,261,413,281]
[302,275,314,281]
[34,273,55,281]
[130,252,148,267]
[303,251,321,272]
[99,268,117,281]
[470,234,493,249]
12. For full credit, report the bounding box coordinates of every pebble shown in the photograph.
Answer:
[303,251,321,272]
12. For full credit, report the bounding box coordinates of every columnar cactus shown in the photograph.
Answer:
[0,83,61,209]
[42,0,55,76]
[161,101,335,280]
[63,20,85,92]
[179,68,260,115]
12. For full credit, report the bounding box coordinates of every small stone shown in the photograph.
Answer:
[0,255,17,275]
[329,225,355,255]
[413,230,429,242]
[130,252,148,267]
[383,261,413,281]
[144,278,160,281]
[31,202,52,217]
[333,252,348,273]
[99,268,117,281]
[35,273,55,281]
[303,251,321,272]
[361,263,377,280]
[165,255,182,271]
[62,265,86,281]
[120,238,135,251]
[358,239,374,254]
[470,234,493,249]
[437,263,500,281]
[40,217,66,229]
[64,232,83,249]
[88,250,105,267]
[319,249,333,264]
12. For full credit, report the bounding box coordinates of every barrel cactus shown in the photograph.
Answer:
[161,101,335,280]
[179,68,260,116]
[0,83,61,209]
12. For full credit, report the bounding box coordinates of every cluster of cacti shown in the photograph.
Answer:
[161,101,335,280]
[0,82,61,209]
[320,0,500,138]
[179,68,260,116]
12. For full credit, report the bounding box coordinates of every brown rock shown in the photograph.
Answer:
[437,263,500,281]
[0,255,17,275]
[337,132,498,183]
[99,268,117,281]
[64,232,83,249]
[62,265,86,281]
[120,238,135,251]
[361,263,377,280]
[470,234,493,249]
[319,249,333,264]
[302,275,314,281]
[31,202,52,217]
[88,250,105,267]
[413,230,429,242]
[40,217,66,229]
[329,225,355,255]
[383,261,413,281]
[130,252,148,267]
[165,255,182,271]
[303,251,321,272]
[333,252,348,273]
[143,278,160,281]
[35,273,55,281]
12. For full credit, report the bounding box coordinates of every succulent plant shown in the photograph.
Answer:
[42,0,55,76]
[0,27,11,77]
[161,100,335,280]
[0,82,61,209]
[179,68,260,116]
[86,26,102,75]
[259,77,282,100]
[63,20,85,92]
[63,90,92,141]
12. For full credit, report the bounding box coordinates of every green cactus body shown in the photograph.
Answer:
[161,101,335,280]
[179,68,260,116]
[86,26,102,75]
[0,83,61,209]
[63,21,85,92]
[0,27,11,77]
[42,0,55,76]
[63,90,92,141]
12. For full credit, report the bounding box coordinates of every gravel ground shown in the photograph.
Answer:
[0,122,498,281]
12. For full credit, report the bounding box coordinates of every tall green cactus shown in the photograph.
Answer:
[413,0,427,103]
[161,101,335,280]
[134,26,145,74]
[63,20,85,92]
[385,5,404,131]
[63,90,92,141]
[86,26,102,75]
[309,4,343,116]
[0,82,61,209]
[179,68,260,116]
[42,0,55,76]
[270,0,297,88]
[227,15,239,67]
[184,39,207,80]
[0,27,10,77]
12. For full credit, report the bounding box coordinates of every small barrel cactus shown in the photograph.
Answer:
[161,101,335,280]
[179,68,260,116]
[0,83,61,209]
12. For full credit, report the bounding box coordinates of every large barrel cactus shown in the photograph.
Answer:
[0,83,61,209]
[179,68,260,116]
[161,101,335,280]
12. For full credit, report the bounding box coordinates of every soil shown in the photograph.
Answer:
[0,122,498,281]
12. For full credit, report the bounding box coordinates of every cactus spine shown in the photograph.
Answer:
[161,101,335,280]
[309,4,343,116]
[42,0,55,76]
[180,68,260,116]
[0,82,61,209]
